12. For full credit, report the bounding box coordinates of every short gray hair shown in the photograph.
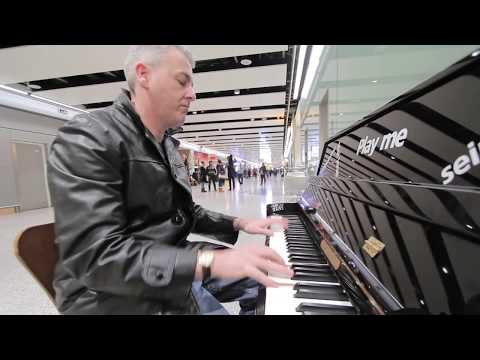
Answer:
[124,45,194,93]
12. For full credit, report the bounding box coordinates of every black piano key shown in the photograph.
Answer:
[288,248,318,253]
[289,254,324,260]
[290,256,326,263]
[291,261,328,267]
[289,257,324,264]
[296,303,356,315]
[293,269,334,276]
[294,284,349,301]
[290,257,324,264]
[287,243,313,247]
[292,272,337,282]
[286,241,312,245]
[288,249,317,253]
[288,248,317,253]
[291,263,330,270]
[286,239,312,244]
[287,244,316,249]
[293,266,333,274]
[286,242,315,247]
[287,250,320,256]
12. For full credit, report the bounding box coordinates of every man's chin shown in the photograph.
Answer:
[173,115,186,128]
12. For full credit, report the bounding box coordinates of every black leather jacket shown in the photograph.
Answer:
[47,90,238,314]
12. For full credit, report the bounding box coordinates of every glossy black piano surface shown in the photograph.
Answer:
[265,49,480,315]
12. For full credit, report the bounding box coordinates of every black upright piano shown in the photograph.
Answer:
[258,48,480,315]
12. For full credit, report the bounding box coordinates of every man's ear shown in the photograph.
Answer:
[135,62,150,89]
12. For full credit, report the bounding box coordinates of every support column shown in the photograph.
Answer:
[293,123,301,168]
[304,128,309,173]
[319,90,329,162]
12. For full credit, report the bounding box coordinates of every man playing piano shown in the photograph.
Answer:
[47,45,293,315]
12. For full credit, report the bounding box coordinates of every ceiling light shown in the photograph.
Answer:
[0,84,28,95]
[371,80,378,83]
[234,89,240,95]
[27,83,42,90]
[193,111,197,114]
[293,45,307,100]
[242,107,250,110]
[300,45,325,100]
[240,59,252,66]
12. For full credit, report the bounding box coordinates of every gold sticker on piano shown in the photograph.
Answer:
[362,242,378,258]
[362,236,385,258]
[368,236,385,251]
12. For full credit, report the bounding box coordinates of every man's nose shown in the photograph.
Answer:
[187,85,196,101]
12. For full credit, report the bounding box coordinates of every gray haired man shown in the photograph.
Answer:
[47,45,292,315]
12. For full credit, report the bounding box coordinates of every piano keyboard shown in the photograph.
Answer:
[264,214,356,315]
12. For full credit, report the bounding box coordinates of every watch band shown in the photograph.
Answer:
[203,264,211,279]
[199,250,214,279]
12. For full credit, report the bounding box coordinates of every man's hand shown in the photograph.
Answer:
[210,244,294,288]
[233,217,288,237]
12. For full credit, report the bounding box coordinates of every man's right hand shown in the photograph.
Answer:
[209,244,294,288]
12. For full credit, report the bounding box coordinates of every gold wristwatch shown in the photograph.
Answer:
[198,250,215,279]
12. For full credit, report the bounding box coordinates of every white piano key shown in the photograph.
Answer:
[264,220,352,315]
[265,286,352,315]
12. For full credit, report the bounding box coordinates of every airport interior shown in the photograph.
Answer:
[1,45,479,315]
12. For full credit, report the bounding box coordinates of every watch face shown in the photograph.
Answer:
[205,251,213,266]
[203,251,214,267]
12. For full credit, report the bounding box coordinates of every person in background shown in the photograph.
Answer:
[199,161,208,192]
[227,155,236,191]
[182,153,192,184]
[259,163,267,186]
[238,168,243,185]
[216,159,226,192]
[207,160,217,192]
[191,167,199,186]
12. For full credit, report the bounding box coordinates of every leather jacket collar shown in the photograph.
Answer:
[114,89,183,146]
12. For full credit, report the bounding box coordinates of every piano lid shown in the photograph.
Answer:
[303,49,480,314]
